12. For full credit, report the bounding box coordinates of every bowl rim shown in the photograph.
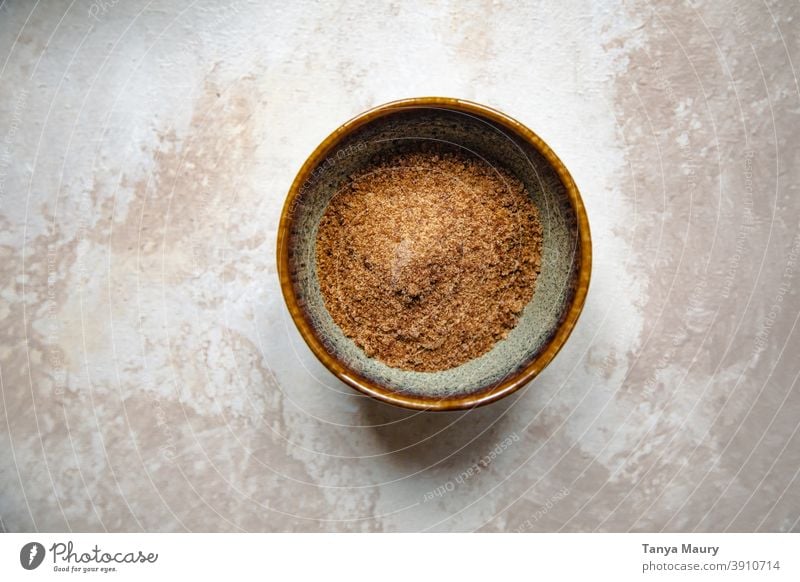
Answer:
[276,96,592,411]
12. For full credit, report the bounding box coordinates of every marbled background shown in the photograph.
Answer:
[1,0,798,532]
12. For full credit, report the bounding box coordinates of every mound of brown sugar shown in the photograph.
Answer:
[315,149,543,372]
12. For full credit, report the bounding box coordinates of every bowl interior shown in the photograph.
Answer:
[284,103,582,402]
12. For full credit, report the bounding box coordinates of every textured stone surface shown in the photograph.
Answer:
[0,0,798,532]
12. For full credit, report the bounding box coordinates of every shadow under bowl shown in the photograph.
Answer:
[277,97,591,411]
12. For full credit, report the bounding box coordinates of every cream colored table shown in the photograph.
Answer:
[1,0,798,532]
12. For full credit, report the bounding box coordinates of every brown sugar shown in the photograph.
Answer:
[315,148,543,372]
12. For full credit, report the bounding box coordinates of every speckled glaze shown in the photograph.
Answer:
[277,98,591,410]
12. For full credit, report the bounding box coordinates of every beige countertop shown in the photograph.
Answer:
[0,0,798,532]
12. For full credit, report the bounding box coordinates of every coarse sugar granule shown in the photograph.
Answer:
[315,148,543,372]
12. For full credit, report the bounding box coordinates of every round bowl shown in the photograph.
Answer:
[277,97,591,411]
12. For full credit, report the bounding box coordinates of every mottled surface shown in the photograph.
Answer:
[0,0,798,532]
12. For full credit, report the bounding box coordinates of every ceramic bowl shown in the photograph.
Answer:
[277,97,591,410]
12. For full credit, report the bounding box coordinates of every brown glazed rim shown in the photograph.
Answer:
[276,97,592,411]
